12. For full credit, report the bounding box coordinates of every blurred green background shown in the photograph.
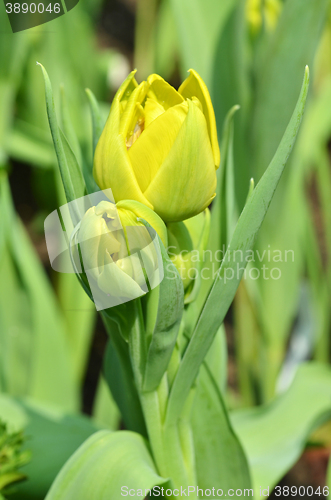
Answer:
[0,0,331,497]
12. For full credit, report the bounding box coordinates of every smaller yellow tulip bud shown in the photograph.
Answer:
[78,199,167,309]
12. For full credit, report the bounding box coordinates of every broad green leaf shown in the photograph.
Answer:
[166,67,309,424]
[38,63,86,204]
[45,430,169,500]
[143,237,184,392]
[0,395,98,500]
[231,363,331,497]
[192,364,251,496]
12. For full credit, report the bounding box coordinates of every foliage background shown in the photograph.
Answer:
[0,0,331,497]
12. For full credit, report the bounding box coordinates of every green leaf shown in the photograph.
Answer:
[192,364,251,496]
[45,430,169,500]
[0,394,98,500]
[204,325,228,395]
[166,66,309,424]
[84,89,105,194]
[143,236,184,392]
[38,63,86,203]
[231,363,331,496]
[60,86,82,167]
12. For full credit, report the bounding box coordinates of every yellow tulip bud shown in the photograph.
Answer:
[78,199,167,308]
[93,70,220,223]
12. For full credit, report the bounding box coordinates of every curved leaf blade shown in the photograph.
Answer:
[192,364,251,495]
[231,363,331,496]
[46,430,169,500]
[38,63,86,203]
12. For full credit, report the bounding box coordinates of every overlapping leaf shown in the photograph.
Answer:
[231,363,331,497]
[45,430,169,500]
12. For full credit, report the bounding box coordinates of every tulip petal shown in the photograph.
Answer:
[79,206,122,274]
[119,81,149,139]
[98,250,145,298]
[94,200,118,220]
[117,200,168,248]
[144,100,217,222]
[147,74,184,109]
[116,70,139,109]
[179,69,220,167]
[128,101,188,193]
[93,89,153,209]
[144,98,165,128]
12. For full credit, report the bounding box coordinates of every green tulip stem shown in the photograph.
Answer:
[129,300,198,497]
[139,387,198,499]
[129,300,148,390]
